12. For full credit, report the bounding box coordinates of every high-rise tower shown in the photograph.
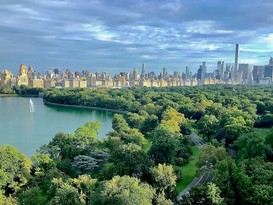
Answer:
[141,63,146,79]
[201,61,207,81]
[217,61,224,80]
[163,67,168,79]
[133,68,139,80]
[235,44,239,72]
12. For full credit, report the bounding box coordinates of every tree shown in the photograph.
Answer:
[149,125,179,164]
[154,191,173,205]
[110,143,153,178]
[112,114,129,133]
[109,114,145,146]
[265,128,273,148]
[161,107,186,133]
[235,133,270,159]
[49,182,84,205]
[0,145,31,195]
[255,114,273,128]
[31,153,56,173]
[197,145,229,170]
[49,175,97,205]
[74,121,100,151]
[72,155,99,175]
[214,159,251,205]
[179,183,223,205]
[92,175,155,205]
[0,193,17,205]
[17,186,46,205]
[197,115,219,141]
[70,175,97,205]
[265,130,273,160]
[0,85,13,94]
[150,164,177,198]
[247,184,273,205]
[127,112,145,130]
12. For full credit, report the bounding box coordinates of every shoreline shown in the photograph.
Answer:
[0,94,39,97]
[43,100,128,114]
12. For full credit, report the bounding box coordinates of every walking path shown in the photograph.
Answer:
[177,132,212,201]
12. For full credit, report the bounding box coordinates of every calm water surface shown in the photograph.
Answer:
[0,97,114,156]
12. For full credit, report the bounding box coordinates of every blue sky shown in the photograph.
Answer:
[1,0,273,74]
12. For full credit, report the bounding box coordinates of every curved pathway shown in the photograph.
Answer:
[177,132,212,201]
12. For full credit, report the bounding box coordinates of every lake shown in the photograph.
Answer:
[0,97,114,157]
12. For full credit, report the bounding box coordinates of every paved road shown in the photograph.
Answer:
[190,132,206,147]
[177,172,214,201]
[177,132,212,201]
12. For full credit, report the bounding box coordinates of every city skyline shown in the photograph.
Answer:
[1,0,273,74]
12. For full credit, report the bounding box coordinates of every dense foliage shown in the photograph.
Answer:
[1,85,273,204]
[0,85,44,95]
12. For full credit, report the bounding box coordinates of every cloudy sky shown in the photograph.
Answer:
[1,0,273,74]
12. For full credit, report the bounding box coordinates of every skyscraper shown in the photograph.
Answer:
[217,61,224,80]
[185,66,191,78]
[197,66,202,80]
[252,66,264,82]
[201,61,207,81]
[239,64,252,81]
[264,65,273,80]
[163,67,168,79]
[235,44,239,72]
[133,68,139,80]
[141,63,146,79]
[269,57,273,65]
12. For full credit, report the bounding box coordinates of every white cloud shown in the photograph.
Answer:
[141,55,157,59]
[184,20,234,35]
[4,4,39,16]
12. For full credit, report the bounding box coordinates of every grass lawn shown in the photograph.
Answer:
[253,128,271,137]
[175,146,199,193]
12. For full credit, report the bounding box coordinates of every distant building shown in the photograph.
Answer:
[44,79,55,89]
[163,67,168,79]
[0,70,13,86]
[264,65,273,80]
[269,57,273,65]
[201,61,207,81]
[62,79,70,88]
[235,44,239,72]
[79,79,87,88]
[29,79,44,88]
[197,66,202,80]
[252,66,264,82]
[119,72,126,86]
[217,61,224,80]
[141,63,146,79]
[239,64,252,82]
[185,66,191,79]
[133,68,139,80]
[17,64,28,86]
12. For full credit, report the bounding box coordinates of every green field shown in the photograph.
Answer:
[253,128,271,137]
[175,146,199,193]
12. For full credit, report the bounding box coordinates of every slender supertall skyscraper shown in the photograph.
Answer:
[141,63,146,79]
[235,44,239,72]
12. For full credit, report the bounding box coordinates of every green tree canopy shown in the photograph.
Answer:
[149,125,179,164]
[92,175,155,205]
[150,163,177,198]
[0,145,31,194]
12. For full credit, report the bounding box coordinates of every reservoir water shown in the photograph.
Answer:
[0,97,114,157]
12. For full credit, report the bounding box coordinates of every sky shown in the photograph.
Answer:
[1,0,273,75]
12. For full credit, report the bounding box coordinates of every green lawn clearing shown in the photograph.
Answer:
[175,146,199,193]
